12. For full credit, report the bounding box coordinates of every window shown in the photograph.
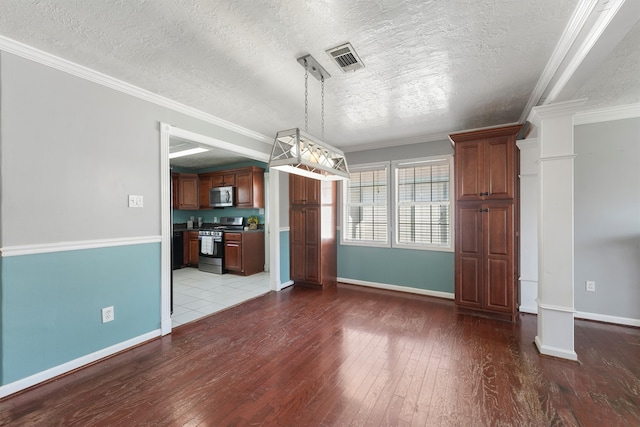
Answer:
[341,156,453,251]
[341,163,390,246]
[394,157,452,250]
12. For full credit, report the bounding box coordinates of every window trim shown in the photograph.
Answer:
[340,162,391,248]
[391,155,454,253]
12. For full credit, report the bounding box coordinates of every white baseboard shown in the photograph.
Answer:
[517,307,640,327]
[575,311,640,327]
[519,305,538,314]
[0,329,161,399]
[337,277,454,300]
[278,280,294,290]
[535,336,578,361]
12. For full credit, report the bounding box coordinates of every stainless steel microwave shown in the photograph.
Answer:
[210,186,234,208]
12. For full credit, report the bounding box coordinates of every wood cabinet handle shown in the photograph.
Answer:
[479,192,489,196]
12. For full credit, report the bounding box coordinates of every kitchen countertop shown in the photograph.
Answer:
[173,223,264,232]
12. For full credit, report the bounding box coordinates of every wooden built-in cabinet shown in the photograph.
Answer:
[184,231,199,267]
[450,124,521,321]
[289,174,337,289]
[455,134,517,201]
[178,174,199,210]
[224,231,265,276]
[198,166,264,209]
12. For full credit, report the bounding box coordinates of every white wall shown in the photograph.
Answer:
[0,52,271,247]
[574,117,640,321]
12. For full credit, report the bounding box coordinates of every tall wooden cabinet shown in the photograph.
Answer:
[289,175,337,289]
[451,124,521,321]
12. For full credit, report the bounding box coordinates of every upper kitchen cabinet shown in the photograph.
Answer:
[212,171,236,188]
[450,125,522,201]
[198,173,213,209]
[235,167,264,208]
[178,173,199,210]
[199,166,265,209]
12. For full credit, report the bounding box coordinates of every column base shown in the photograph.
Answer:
[535,302,578,361]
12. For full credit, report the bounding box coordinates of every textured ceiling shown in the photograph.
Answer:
[0,0,637,156]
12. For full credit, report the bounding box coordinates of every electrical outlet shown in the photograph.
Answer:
[102,306,115,323]
[128,195,143,208]
[586,281,596,292]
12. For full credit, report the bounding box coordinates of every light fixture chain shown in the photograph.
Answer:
[321,75,325,140]
[304,59,309,133]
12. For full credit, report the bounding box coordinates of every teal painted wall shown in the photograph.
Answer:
[279,230,290,284]
[337,232,454,293]
[173,207,263,225]
[1,243,161,385]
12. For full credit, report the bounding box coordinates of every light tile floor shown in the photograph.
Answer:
[172,268,270,327]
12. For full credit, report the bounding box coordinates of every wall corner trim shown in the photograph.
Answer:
[0,329,161,399]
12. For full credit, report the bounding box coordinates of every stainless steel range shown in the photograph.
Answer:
[198,216,244,274]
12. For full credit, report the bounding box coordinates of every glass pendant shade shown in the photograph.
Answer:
[269,128,350,181]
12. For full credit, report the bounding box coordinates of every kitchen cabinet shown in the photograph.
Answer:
[184,231,199,267]
[450,124,521,321]
[171,173,179,208]
[198,166,265,209]
[198,174,213,209]
[212,171,236,188]
[235,167,264,208]
[178,174,199,210]
[289,174,336,289]
[224,231,265,276]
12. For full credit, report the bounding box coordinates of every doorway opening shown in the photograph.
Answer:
[160,123,282,334]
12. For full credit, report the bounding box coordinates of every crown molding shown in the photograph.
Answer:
[574,103,640,125]
[528,99,588,125]
[341,132,450,153]
[0,35,272,145]
[518,0,599,123]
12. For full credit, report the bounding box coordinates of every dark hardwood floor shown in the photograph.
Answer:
[1,284,639,426]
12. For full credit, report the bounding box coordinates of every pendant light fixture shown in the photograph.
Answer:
[269,54,350,181]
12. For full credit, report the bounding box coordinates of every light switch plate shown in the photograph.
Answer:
[586,281,596,292]
[128,195,143,208]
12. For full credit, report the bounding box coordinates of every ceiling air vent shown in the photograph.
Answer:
[326,43,364,72]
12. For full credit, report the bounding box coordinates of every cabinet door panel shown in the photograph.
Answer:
[486,258,511,311]
[224,242,242,271]
[459,206,481,253]
[290,208,306,281]
[235,171,252,207]
[456,205,483,307]
[455,141,483,201]
[484,204,514,312]
[290,175,307,204]
[458,256,482,306]
[199,175,212,209]
[304,207,320,282]
[178,174,199,210]
[485,137,514,199]
[188,236,199,266]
